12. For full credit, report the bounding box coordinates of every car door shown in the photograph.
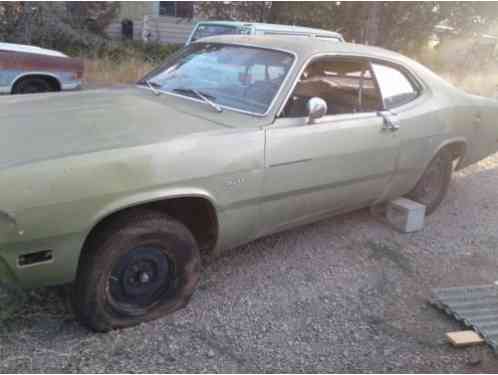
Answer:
[259,56,401,235]
[368,60,442,198]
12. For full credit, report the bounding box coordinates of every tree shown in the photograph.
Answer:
[65,1,120,35]
[0,2,119,52]
[197,1,498,53]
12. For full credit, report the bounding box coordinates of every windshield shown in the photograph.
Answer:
[191,24,240,42]
[140,43,295,115]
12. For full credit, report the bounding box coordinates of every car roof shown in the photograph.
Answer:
[195,34,458,94]
[196,34,408,63]
[194,21,343,39]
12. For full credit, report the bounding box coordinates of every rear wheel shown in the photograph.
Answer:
[12,77,54,94]
[407,148,453,215]
[72,210,201,332]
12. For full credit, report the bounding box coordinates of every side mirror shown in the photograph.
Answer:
[306,97,327,124]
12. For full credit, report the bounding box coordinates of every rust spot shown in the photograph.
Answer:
[0,50,83,76]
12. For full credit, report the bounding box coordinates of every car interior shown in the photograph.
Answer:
[281,59,383,118]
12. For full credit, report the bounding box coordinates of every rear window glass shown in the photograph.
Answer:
[371,63,418,109]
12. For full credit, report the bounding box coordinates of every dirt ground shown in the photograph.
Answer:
[1,154,498,372]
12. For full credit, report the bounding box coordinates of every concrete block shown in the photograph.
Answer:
[386,197,426,233]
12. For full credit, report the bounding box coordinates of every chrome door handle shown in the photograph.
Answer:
[378,110,400,132]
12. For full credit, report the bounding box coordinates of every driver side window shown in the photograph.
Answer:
[281,57,383,118]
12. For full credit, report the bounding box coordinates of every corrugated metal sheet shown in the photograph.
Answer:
[431,284,498,352]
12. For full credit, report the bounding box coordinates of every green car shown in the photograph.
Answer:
[185,21,345,45]
[1,35,497,331]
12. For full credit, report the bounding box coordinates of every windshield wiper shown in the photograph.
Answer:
[145,79,161,96]
[173,88,223,113]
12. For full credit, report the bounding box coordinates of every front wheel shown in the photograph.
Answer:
[12,78,53,94]
[406,148,453,215]
[72,210,201,332]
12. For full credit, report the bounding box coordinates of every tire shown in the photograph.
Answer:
[407,148,453,215]
[72,209,201,332]
[12,78,53,94]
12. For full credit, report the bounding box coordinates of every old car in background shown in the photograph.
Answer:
[0,35,497,331]
[0,42,83,95]
[186,21,344,45]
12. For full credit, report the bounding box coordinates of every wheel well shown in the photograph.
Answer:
[82,197,219,256]
[444,141,466,168]
[12,74,61,93]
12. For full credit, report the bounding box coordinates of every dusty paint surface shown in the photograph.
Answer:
[0,35,497,293]
[1,153,498,372]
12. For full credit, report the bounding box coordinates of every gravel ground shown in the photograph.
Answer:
[2,154,498,372]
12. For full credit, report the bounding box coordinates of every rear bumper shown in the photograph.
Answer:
[61,80,82,91]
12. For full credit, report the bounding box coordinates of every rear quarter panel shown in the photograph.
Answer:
[462,95,498,167]
[388,69,498,199]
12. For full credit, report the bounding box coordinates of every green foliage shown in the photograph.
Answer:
[0,2,179,64]
[65,1,120,36]
[198,1,498,52]
[2,2,498,67]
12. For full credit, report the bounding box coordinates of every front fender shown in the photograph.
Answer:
[84,186,218,241]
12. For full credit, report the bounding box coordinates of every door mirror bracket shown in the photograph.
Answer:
[306,97,328,124]
[378,110,400,131]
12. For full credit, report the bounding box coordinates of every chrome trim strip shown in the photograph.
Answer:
[138,43,298,118]
[61,81,82,91]
[311,111,380,125]
[269,158,313,168]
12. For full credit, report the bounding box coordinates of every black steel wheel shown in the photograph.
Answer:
[72,209,201,332]
[407,148,453,215]
[107,246,175,315]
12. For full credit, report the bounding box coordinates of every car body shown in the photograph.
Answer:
[0,42,83,95]
[185,21,344,45]
[1,35,497,329]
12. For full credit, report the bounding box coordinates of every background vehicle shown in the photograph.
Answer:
[0,36,497,332]
[186,21,344,45]
[0,42,83,95]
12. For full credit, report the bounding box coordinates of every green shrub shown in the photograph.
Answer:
[61,40,180,65]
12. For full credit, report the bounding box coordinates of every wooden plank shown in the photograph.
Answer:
[447,331,485,347]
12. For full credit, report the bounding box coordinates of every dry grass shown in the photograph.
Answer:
[83,57,154,86]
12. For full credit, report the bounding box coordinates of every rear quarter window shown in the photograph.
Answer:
[371,63,419,109]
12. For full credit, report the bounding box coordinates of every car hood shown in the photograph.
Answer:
[0,87,228,170]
